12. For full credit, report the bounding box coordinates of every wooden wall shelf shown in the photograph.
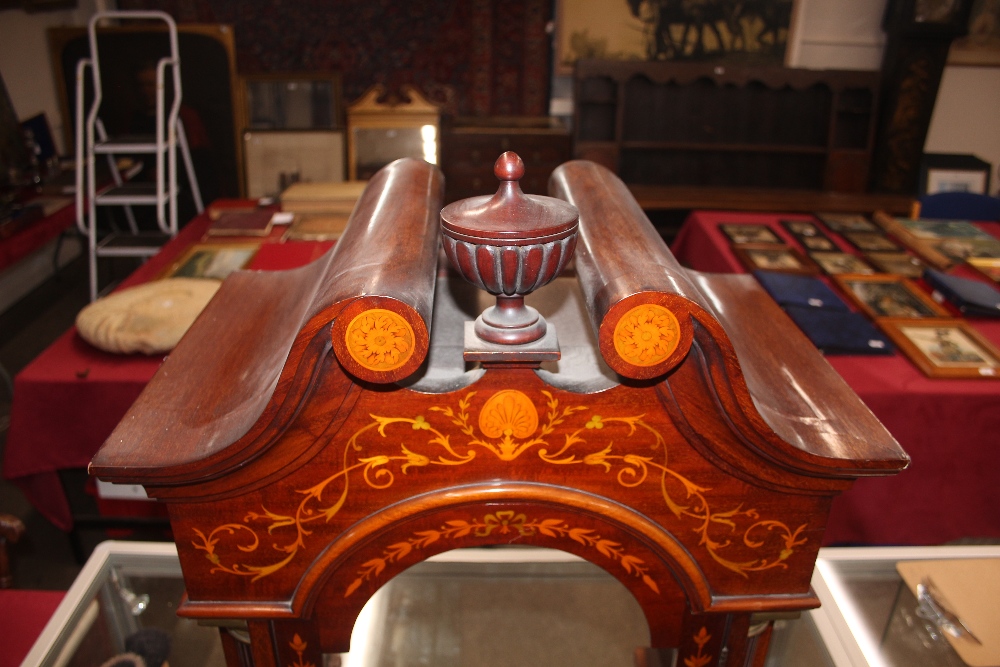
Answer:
[573,60,881,194]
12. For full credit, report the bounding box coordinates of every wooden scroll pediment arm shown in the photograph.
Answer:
[91,158,444,484]
[549,160,908,478]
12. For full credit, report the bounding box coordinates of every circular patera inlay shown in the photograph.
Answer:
[613,304,682,367]
[479,390,539,439]
[345,308,415,372]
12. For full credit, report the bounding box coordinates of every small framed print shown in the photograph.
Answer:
[967,257,1000,283]
[834,274,951,320]
[733,244,817,275]
[879,319,1000,379]
[781,219,838,251]
[781,219,821,238]
[931,236,1000,264]
[162,243,259,281]
[810,251,876,276]
[799,234,838,251]
[720,223,782,245]
[843,232,902,253]
[816,212,878,233]
[866,252,926,278]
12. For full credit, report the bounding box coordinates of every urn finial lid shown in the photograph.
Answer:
[440,151,578,245]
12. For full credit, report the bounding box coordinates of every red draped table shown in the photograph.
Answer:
[672,210,1000,546]
[3,202,333,530]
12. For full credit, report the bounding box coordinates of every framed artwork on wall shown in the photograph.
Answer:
[555,0,798,74]
[949,0,1000,65]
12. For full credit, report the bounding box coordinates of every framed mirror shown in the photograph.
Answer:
[346,85,441,181]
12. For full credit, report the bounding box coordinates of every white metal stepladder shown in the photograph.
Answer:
[75,10,204,301]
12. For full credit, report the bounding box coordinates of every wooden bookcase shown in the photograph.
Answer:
[573,60,881,193]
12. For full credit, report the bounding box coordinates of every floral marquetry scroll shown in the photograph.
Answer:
[188,387,810,585]
[344,511,661,598]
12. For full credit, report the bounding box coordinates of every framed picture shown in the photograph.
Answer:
[243,130,345,199]
[879,319,1000,379]
[733,244,816,275]
[554,0,797,74]
[834,274,951,319]
[865,252,926,278]
[780,219,822,238]
[949,0,1000,66]
[162,243,259,280]
[799,234,838,251]
[816,212,878,233]
[720,223,782,245]
[967,257,1000,282]
[884,217,994,240]
[843,232,902,253]
[810,251,876,276]
[241,72,342,131]
[926,168,990,194]
[931,236,1000,264]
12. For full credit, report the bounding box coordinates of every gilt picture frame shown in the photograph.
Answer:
[834,274,951,320]
[161,243,259,281]
[733,243,816,275]
[879,318,1000,379]
[720,223,782,245]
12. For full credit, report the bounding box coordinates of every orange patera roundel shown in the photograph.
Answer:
[613,304,681,367]
[345,308,415,372]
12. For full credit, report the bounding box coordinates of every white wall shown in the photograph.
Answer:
[925,66,1000,194]
[0,0,101,155]
[789,0,1000,196]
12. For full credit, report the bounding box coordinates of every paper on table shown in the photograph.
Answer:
[896,559,1000,666]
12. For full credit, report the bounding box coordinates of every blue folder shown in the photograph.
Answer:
[753,271,850,311]
[923,268,1000,318]
[783,306,894,355]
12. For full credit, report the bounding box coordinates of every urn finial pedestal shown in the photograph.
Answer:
[441,152,579,363]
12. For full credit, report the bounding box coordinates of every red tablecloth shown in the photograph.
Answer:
[0,590,65,667]
[671,210,1000,546]
[3,203,333,530]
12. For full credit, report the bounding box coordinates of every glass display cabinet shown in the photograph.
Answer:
[22,542,999,667]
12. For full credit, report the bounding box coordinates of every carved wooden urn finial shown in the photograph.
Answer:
[441,152,579,345]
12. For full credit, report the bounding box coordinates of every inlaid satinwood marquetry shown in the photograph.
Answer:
[613,304,682,368]
[344,308,415,372]
[90,156,908,667]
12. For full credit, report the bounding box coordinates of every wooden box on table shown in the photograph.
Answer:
[90,155,908,666]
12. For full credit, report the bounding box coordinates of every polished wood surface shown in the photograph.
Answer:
[91,157,907,667]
